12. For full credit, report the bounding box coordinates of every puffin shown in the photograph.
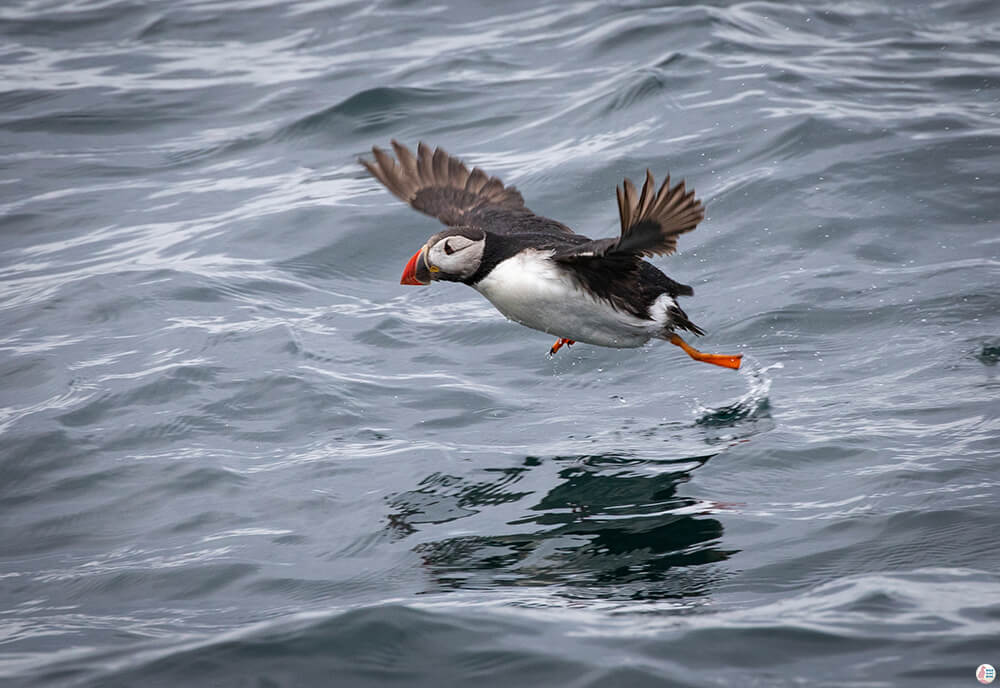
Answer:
[360,141,742,369]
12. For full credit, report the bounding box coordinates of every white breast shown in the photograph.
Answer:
[473,250,658,348]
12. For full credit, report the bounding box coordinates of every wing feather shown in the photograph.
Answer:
[465,167,488,194]
[361,141,554,232]
[555,169,703,261]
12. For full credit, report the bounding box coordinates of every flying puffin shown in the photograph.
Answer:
[360,141,741,369]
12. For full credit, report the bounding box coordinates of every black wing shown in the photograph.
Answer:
[360,141,574,236]
[553,170,703,261]
[551,170,701,306]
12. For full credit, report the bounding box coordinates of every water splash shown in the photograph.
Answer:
[693,356,780,437]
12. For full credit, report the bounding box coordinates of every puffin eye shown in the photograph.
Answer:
[443,240,456,255]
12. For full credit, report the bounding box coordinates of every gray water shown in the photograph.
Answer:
[2,1,1000,686]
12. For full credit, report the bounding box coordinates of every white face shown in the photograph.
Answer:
[425,233,485,280]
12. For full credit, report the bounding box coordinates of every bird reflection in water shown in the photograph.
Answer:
[387,453,737,602]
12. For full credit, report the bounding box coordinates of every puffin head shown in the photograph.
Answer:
[400,227,486,285]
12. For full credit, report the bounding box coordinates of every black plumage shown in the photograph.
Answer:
[360,141,707,336]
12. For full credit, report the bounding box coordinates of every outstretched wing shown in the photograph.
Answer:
[552,170,701,303]
[361,141,574,235]
[553,170,703,260]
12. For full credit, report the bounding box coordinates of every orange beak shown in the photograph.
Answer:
[400,246,431,285]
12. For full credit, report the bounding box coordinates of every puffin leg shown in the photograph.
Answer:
[548,338,575,356]
[669,334,742,370]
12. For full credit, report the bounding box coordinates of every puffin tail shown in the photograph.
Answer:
[666,301,705,336]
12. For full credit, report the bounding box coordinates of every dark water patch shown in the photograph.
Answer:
[169,276,310,307]
[726,295,990,343]
[136,11,225,41]
[38,605,582,688]
[902,114,980,138]
[98,414,234,454]
[2,105,185,134]
[0,89,57,115]
[161,132,270,168]
[84,288,154,325]
[243,575,365,603]
[587,5,713,57]
[598,66,702,116]
[854,240,903,264]
[135,1,333,43]
[279,221,419,284]
[4,487,158,557]
[753,115,887,166]
[164,285,230,304]
[578,666,699,688]
[57,365,222,428]
[36,461,145,507]
[0,351,51,392]
[0,2,150,41]
[398,384,499,414]
[392,50,532,84]
[951,0,1000,18]
[839,587,916,616]
[714,570,1000,682]
[275,86,477,140]
[353,315,416,349]
[977,339,1000,366]
[0,430,97,505]
[50,51,159,77]
[897,291,1000,327]
[275,241,360,281]
[158,466,246,494]
[661,624,891,674]
[0,212,58,250]
[753,509,1000,593]
[61,560,259,608]
[930,70,1000,101]
[424,112,521,139]
[168,509,247,536]
[594,19,680,56]
[202,372,365,441]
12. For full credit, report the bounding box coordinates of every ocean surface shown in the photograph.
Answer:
[2,1,999,686]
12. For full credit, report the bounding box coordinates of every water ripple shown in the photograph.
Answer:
[3,0,999,685]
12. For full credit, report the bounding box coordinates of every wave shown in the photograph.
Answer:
[11,566,998,687]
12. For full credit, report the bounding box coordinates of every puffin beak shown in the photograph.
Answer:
[400,245,432,285]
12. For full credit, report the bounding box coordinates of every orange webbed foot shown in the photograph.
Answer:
[669,334,742,370]
[548,338,575,356]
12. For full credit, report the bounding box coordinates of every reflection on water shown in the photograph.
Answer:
[388,452,736,602]
[387,467,533,536]
[384,363,782,602]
